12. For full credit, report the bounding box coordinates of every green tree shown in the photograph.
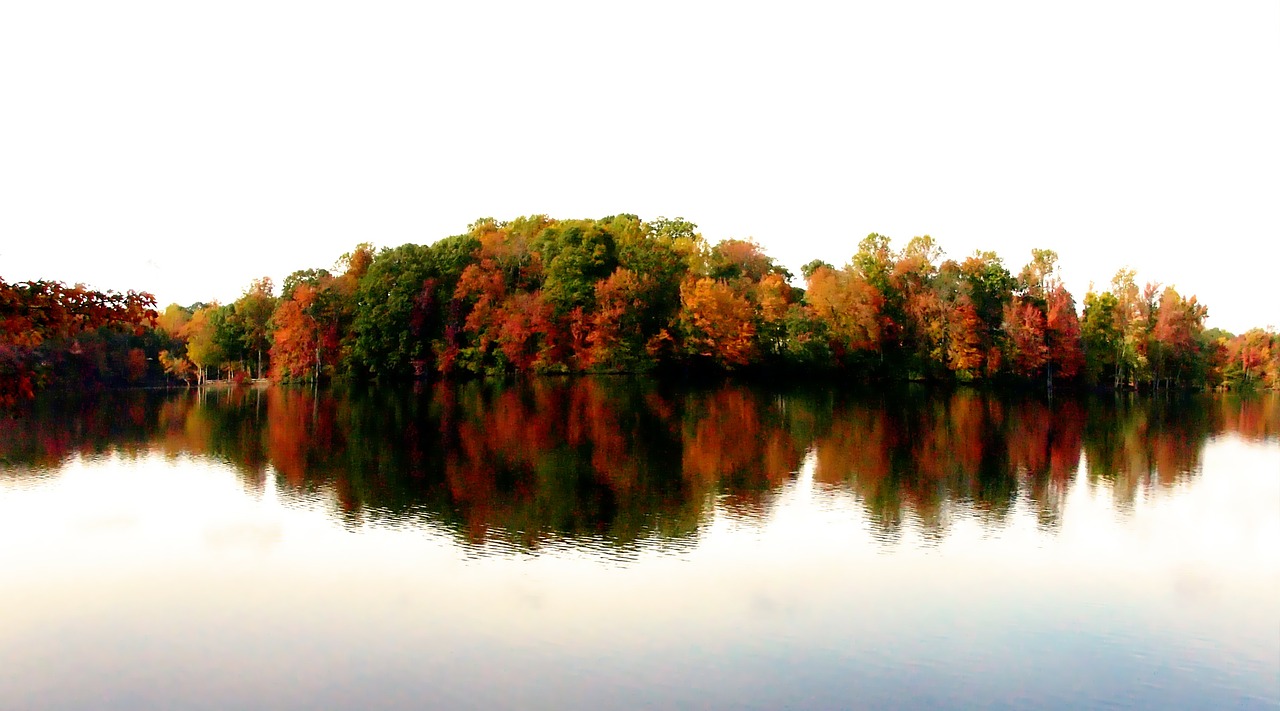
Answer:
[536,221,618,315]
[182,305,223,385]
[352,243,435,378]
[801,259,833,280]
[282,268,332,301]
[1081,288,1121,386]
[352,235,481,379]
[232,277,276,379]
[210,303,246,378]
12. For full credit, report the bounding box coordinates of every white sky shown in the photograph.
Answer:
[1,1,1277,333]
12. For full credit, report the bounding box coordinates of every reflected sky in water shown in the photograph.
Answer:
[1,383,1277,710]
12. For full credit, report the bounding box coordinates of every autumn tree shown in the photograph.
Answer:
[449,220,544,375]
[804,264,882,368]
[586,268,658,369]
[0,278,157,404]
[1149,286,1208,388]
[1109,268,1147,387]
[891,235,948,377]
[646,216,706,274]
[232,277,276,379]
[156,303,192,337]
[1004,298,1048,378]
[752,272,795,362]
[1017,248,1059,303]
[676,277,757,368]
[1220,328,1278,390]
[158,349,195,386]
[494,290,556,373]
[451,257,510,374]
[444,215,702,376]
[1043,284,1085,383]
[270,285,321,380]
[270,245,370,381]
[850,233,901,363]
[602,218,699,369]
[1003,250,1083,387]
[182,305,223,385]
[957,252,1015,346]
[707,238,788,283]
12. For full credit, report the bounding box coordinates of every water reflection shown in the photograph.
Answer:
[2,383,1276,550]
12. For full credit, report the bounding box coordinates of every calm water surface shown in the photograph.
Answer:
[2,382,1278,710]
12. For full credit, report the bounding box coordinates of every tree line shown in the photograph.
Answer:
[2,214,1277,402]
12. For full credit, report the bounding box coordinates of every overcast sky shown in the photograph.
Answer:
[2,1,1276,333]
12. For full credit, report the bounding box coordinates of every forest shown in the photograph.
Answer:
[2,214,1277,404]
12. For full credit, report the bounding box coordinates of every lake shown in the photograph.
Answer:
[2,381,1277,710]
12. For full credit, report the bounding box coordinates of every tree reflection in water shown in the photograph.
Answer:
[2,382,1275,551]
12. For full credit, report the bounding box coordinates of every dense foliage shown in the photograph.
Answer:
[0,278,159,406]
[4,215,1277,400]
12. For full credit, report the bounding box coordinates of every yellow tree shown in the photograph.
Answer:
[180,304,222,386]
[753,272,793,360]
[805,265,883,362]
[677,277,756,368]
[156,303,191,336]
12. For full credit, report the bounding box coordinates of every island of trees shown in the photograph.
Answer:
[2,214,1277,404]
